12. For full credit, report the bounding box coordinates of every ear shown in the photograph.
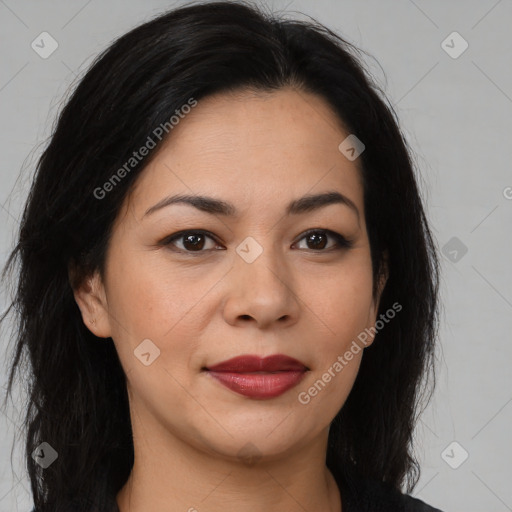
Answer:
[365,251,389,347]
[68,263,112,338]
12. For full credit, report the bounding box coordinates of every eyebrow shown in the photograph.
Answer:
[143,191,360,221]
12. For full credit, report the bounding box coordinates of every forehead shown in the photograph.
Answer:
[125,87,364,220]
[161,87,352,159]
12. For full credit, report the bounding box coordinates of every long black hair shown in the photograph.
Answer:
[1,1,440,510]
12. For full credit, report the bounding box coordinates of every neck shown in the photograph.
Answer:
[116,407,341,512]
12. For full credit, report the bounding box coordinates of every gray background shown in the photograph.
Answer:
[1,1,511,511]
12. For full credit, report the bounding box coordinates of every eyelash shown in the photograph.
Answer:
[160,229,353,255]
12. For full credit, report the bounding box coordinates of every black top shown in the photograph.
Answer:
[331,462,444,511]
[31,463,444,512]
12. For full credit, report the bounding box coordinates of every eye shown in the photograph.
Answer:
[294,229,353,251]
[161,230,221,253]
[161,228,353,255]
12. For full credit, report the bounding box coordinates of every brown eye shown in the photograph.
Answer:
[295,229,352,251]
[305,232,328,249]
[163,230,219,252]
[162,228,352,255]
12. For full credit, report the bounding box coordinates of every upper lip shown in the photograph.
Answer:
[205,354,308,373]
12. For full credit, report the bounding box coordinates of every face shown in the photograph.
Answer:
[75,87,386,463]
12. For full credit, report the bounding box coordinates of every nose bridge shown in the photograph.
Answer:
[235,235,288,293]
[224,234,299,326]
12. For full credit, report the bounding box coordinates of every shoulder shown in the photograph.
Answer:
[334,466,444,512]
[356,478,444,511]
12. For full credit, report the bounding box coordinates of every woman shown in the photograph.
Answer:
[1,1,442,511]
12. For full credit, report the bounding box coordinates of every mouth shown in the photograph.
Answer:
[202,354,309,400]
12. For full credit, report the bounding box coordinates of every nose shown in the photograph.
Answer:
[222,246,300,330]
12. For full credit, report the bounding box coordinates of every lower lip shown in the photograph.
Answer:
[207,371,307,399]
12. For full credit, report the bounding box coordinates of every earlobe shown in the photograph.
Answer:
[69,266,112,339]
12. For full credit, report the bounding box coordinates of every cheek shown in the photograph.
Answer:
[300,256,374,352]
[296,353,362,424]
[295,266,373,416]
[105,250,195,332]
[103,249,222,374]
[293,254,373,413]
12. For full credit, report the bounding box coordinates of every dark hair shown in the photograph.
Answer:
[1,1,440,510]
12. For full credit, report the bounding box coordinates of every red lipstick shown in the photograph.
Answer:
[204,354,308,399]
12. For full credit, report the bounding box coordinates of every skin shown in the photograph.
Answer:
[73,87,387,512]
